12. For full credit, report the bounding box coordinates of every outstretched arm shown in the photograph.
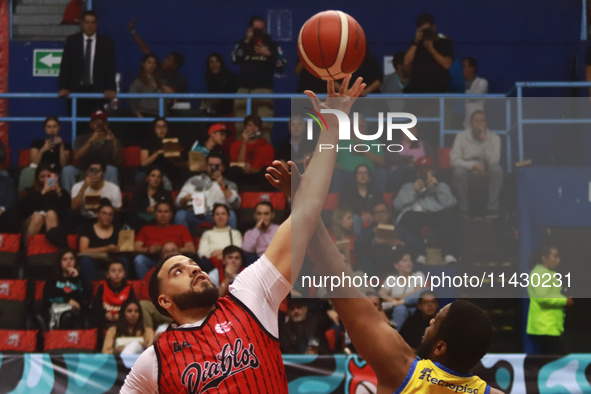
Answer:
[264,77,366,282]
[128,18,151,54]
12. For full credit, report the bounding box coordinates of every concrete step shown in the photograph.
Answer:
[20,0,70,4]
[14,24,79,38]
[14,4,66,14]
[13,14,63,25]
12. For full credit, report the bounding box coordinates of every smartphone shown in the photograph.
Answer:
[48,174,56,187]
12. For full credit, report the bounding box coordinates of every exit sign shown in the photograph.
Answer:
[33,49,63,77]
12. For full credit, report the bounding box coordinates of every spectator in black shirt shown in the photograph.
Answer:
[279,298,331,355]
[340,164,385,235]
[129,167,172,232]
[140,117,187,190]
[21,164,70,236]
[202,53,239,117]
[399,291,439,349]
[18,116,72,192]
[403,13,454,93]
[232,15,287,140]
[78,199,129,280]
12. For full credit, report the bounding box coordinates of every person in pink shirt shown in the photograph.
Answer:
[242,201,279,264]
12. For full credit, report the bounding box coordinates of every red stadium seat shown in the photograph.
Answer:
[0,234,21,277]
[323,193,340,210]
[382,193,395,209]
[121,146,141,167]
[437,148,451,169]
[43,328,98,352]
[18,149,31,168]
[25,234,77,279]
[0,279,28,329]
[0,330,38,352]
[171,190,179,202]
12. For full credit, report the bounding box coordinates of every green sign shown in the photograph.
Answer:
[33,49,63,77]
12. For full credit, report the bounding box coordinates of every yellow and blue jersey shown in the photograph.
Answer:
[395,359,490,394]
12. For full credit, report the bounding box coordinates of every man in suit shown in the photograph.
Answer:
[58,10,116,119]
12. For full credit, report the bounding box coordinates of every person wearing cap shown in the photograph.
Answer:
[140,117,186,190]
[189,123,228,171]
[174,151,240,230]
[451,110,502,219]
[61,110,121,191]
[393,156,459,264]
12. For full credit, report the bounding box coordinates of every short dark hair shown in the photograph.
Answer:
[155,200,172,212]
[97,198,114,212]
[392,51,406,68]
[82,10,98,21]
[255,201,274,212]
[44,116,60,127]
[107,259,125,272]
[153,116,168,128]
[212,203,230,216]
[149,253,184,318]
[243,114,263,130]
[87,160,106,173]
[470,110,486,121]
[463,57,477,70]
[528,244,558,269]
[223,245,244,263]
[438,300,492,371]
[249,15,265,28]
[170,51,185,69]
[391,246,411,265]
[416,13,435,27]
[419,290,438,301]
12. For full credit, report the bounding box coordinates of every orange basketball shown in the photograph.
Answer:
[298,10,366,81]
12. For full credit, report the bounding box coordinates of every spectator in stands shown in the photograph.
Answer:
[18,116,72,192]
[78,199,129,280]
[70,160,122,224]
[202,53,239,116]
[91,259,135,330]
[189,123,227,168]
[242,201,279,260]
[129,167,172,232]
[463,57,489,128]
[208,245,245,297]
[44,249,91,330]
[279,298,331,355]
[378,247,426,330]
[129,54,173,117]
[399,290,439,349]
[393,156,458,264]
[102,299,154,354]
[330,207,356,266]
[527,245,573,355]
[228,115,275,190]
[128,17,188,94]
[340,164,385,235]
[58,10,116,116]
[274,115,316,169]
[403,13,454,93]
[348,49,383,96]
[381,51,409,112]
[0,142,17,232]
[138,242,178,330]
[62,110,121,191]
[232,15,286,139]
[133,200,195,279]
[385,126,437,193]
[140,117,187,190]
[20,164,70,236]
[174,151,240,230]
[451,110,502,219]
[198,203,242,265]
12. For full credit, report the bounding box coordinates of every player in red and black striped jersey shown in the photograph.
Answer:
[121,76,366,394]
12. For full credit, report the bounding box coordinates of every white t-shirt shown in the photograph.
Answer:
[120,254,291,394]
[71,180,122,218]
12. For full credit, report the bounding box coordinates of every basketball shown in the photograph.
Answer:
[298,10,366,81]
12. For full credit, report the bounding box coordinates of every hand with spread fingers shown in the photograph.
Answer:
[303,75,366,121]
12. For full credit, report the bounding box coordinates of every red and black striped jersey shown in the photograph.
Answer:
[154,294,288,394]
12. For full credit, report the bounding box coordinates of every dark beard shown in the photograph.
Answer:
[416,335,435,360]
[172,284,219,311]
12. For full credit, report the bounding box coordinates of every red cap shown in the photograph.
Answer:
[90,110,108,122]
[208,123,226,135]
[416,156,434,168]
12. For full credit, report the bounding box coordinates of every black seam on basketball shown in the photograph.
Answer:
[316,14,335,80]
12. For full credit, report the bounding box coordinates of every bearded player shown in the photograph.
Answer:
[120,76,366,394]
[269,159,504,394]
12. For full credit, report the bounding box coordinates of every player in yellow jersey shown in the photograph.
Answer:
[269,158,503,394]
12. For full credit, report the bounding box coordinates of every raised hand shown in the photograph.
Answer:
[303,75,366,119]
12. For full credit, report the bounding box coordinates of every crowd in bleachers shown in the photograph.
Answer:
[0,10,508,355]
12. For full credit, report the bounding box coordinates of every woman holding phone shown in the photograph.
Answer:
[20,163,70,236]
[19,116,72,192]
